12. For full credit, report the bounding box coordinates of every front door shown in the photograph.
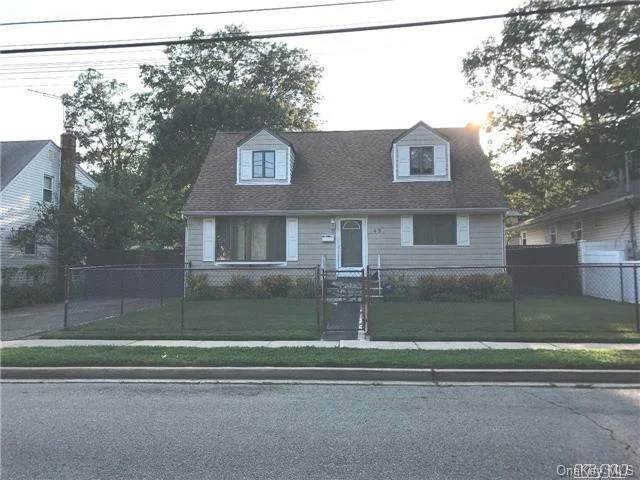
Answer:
[339,219,363,270]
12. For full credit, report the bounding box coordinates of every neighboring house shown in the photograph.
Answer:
[0,139,96,274]
[507,179,640,256]
[183,122,507,272]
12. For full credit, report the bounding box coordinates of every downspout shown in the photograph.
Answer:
[625,198,637,260]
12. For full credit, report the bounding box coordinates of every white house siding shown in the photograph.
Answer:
[1,142,59,273]
[510,205,640,252]
[0,143,96,281]
[185,213,505,270]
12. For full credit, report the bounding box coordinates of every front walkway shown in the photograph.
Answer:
[2,339,639,350]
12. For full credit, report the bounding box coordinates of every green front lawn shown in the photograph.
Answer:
[44,298,320,340]
[3,346,639,370]
[371,295,640,342]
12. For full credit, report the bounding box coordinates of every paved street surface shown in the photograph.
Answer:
[2,384,638,479]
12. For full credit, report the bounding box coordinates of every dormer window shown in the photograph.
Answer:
[392,122,451,182]
[237,128,295,185]
[253,151,275,178]
[410,146,434,175]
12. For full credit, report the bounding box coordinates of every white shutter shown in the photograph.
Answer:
[401,215,413,246]
[286,217,298,261]
[275,150,287,180]
[239,150,252,180]
[203,218,215,261]
[434,145,447,176]
[457,215,470,246]
[397,146,410,177]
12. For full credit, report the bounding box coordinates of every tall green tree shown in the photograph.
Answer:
[139,26,322,192]
[463,0,640,216]
[62,69,146,177]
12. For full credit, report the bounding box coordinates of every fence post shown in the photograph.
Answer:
[634,264,639,332]
[620,263,624,303]
[315,266,321,328]
[160,269,164,307]
[63,265,69,329]
[511,269,517,332]
[181,266,185,337]
[120,268,124,316]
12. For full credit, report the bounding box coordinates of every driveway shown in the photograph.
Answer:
[1,297,168,340]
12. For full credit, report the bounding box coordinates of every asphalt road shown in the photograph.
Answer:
[2,383,639,479]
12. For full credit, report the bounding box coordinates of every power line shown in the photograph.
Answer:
[1,0,391,27]
[1,1,637,55]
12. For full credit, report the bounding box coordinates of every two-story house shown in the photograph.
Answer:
[0,139,96,276]
[183,122,506,272]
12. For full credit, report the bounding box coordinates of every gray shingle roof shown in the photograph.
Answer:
[184,127,506,214]
[512,179,640,229]
[1,140,52,190]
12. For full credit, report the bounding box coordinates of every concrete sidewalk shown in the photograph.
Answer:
[2,339,640,350]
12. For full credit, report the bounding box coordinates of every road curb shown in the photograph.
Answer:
[2,367,639,383]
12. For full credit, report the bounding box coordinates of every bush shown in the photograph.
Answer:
[418,275,458,300]
[226,275,270,299]
[289,277,316,298]
[186,273,209,300]
[1,285,60,310]
[23,264,49,286]
[261,275,291,297]
[416,273,513,302]
[1,267,19,287]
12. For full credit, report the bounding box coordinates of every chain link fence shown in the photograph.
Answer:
[368,264,640,338]
[63,265,321,339]
[59,263,640,340]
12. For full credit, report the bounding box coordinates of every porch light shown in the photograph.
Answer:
[330,218,336,231]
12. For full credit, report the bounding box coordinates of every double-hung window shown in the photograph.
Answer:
[410,146,434,175]
[252,151,275,178]
[549,224,557,244]
[43,175,53,203]
[216,217,285,262]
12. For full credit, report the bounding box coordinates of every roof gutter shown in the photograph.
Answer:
[182,207,508,217]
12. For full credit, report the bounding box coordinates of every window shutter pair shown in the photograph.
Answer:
[400,215,470,246]
[239,149,287,181]
[397,145,447,177]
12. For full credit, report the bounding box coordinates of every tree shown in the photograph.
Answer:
[62,69,146,177]
[463,0,640,215]
[139,26,322,192]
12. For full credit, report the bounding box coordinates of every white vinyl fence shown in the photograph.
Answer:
[578,241,640,303]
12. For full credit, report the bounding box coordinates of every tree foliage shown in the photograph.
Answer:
[463,0,640,215]
[139,26,322,191]
[62,69,146,176]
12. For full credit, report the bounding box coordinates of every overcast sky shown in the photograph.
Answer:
[0,0,522,143]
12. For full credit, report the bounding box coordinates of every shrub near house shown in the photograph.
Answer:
[1,265,60,309]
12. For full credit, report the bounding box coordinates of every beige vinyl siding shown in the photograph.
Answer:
[185,214,505,269]
[368,214,504,267]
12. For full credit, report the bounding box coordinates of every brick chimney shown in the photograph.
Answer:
[58,131,77,286]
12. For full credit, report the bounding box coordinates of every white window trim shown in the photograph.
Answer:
[572,219,583,241]
[214,261,288,266]
[202,218,215,262]
[43,175,54,203]
[401,214,471,247]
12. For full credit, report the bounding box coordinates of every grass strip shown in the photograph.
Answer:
[2,347,639,370]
